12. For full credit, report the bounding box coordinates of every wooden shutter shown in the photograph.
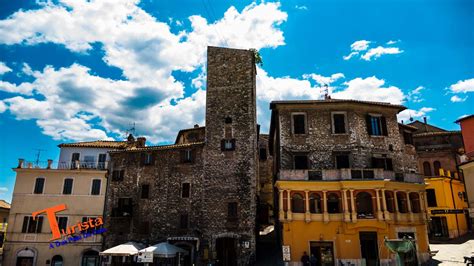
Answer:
[366,115,373,135]
[381,116,388,136]
[36,216,43,233]
[21,216,29,233]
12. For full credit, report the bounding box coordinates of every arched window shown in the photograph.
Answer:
[356,192,374,218]
[291,193,305,213]
[309,193,322,213]
[82,250,99,266]
[51,255,63,266]
[327,193,341,213]
[385,191,395,213]
[423,161,432,176]
[433,161,441,176]
[397,192,408,213]
[409,193,421,213]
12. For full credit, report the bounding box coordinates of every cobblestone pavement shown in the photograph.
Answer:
[429,234,474,265]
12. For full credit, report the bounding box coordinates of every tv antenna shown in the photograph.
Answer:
[323,84,331,100]
[33,149,46,166]
[125,122,136,137]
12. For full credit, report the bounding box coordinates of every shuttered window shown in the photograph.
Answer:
[292,114,306,134]
[367,115,388,136]
[333,113,346,134]
[63,178,73,195]
[34,178,45,194]
[56,217,68,232]
[22,216,43,233]
[91,179,101,195]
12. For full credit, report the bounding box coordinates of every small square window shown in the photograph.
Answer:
[292,114,306,134]
[332,113,347,134]
[91,179,101,195]
[294,154,309,170]
[228,202,238,220]
[141,184,150,199]
[179,214,189,229]
[221,139,236,151]
[112,170,124,181]
[259,148,267,161]
[181,183,190,198]
[335,154,350,169]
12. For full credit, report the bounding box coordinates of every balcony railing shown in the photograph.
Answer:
[279,168,423,183]
[16,159,108,170]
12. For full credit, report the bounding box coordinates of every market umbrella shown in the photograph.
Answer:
[384,237,416,266]
[139,242,189,258]
[100,241,146,256]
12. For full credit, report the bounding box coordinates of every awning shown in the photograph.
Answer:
[100,241,145,256]
[139,242,189,258]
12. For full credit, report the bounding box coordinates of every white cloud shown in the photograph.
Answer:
[449,78,474,93]
[0,1,287,143]
[343,40,403,61]
[302,73,345,86]
[386,40,399,45]
[0,101,6,113]
[333,76,405,104]
[361,46,403,61]
[398,107,435,123]
[450,95,467,102]
[407,86,425,103]
[0,62,12,75]
[295,5,308,10]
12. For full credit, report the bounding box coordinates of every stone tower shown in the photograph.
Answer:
[202,46,258,265]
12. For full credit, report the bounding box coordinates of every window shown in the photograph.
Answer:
[82,217,100,234]
[227,202,238,220]
[294,154,309,170]
[309,193,322,213]
[426,189,437,207]
[366,115,388,136]
[356,192,374,218]
[98,154,107,169]
[423,162,432,176]
[139,221,150,234]
[372,157,393,171]
[221,139,236,151]
[141,184,150,199]
[181,183,190,198]
[397,192,408,213]
[91,179,101,195]
[409,193,421,213]
[259,148,267,161]
[51,255,63,266]
[83,156,95,168]
[225,117,233,124]
[385,191,395,213]
[62,178,73,195]
[327,193,341,213]
[292,114,306,134]
[71,153,80,162]
[141,153,153,166]
[112,170,124,181]
[115,198,133,216]
[403,131,413,145]
[34,177,45,194]
[181,149,194,163]
[332,113,347,134]
[56,217,68,232]
[433,161,441,176]
[335,154,350,169]
[291,193,305,213]
[21,216,43,233]
[179,214,189,229]
[81,250,100,266]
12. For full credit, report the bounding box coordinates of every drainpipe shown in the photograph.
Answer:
[449,177,460,238]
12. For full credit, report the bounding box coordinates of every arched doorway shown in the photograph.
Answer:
[16,248,35,266]
[81,250,99,266]
[51,255,63,266]
[423,162,431,176]
[216,237,237,266]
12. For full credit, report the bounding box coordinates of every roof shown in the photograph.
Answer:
[408,120,447,134]
[174,126,205,144]
[270,99,406,111]
[0,199,11,209]
[398,123,418,131]
[110,142,205,153]
[455,114,474,123]
[413,131,461,137]
[58,140,128,149]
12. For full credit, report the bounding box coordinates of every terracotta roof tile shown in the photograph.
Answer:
[58,140,129,149]
[413,131,461,137]
[270,99,406,111]
[110,142,205,153]
[0,200,11,209]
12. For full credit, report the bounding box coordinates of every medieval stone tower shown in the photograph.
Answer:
[202,46,258,265]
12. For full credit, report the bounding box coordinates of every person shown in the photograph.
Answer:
[310,254,317,266]
[301,251,310,265]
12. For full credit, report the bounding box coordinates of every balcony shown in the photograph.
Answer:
[278,168,423,183]
[16,159,109,170]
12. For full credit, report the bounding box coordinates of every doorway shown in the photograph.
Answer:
[309,241,334,266]
[359,232,379,266]
[429,216,449,239]
[216,237,237,266]
[16,257,33,266]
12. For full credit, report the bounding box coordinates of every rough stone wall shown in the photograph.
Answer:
[201,46,258,265]
[277,104,414,174]
[258,134,274,224]
[104,145,204,248]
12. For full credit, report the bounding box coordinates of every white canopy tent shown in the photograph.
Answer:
[99,241,145,256]
[139,242,189,258]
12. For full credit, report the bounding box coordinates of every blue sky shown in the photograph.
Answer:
[0,0,473,202]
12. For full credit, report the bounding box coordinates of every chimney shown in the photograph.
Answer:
[17,158,24,168]
[423,117,427,124]
[194,124,199,128]
[136,137,146,148]
[47,159,53,169]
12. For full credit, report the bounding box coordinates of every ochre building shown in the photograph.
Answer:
[269,99,430,265]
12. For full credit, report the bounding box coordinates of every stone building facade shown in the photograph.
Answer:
[104,47,258,265]
[269,100,429,265]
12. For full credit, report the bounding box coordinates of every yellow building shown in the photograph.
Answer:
[424,169,469,239]
[0,200,11,262]
[269,99,430,265]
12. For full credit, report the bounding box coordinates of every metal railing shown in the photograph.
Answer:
[17,159,108,170]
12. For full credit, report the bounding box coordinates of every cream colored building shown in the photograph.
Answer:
[3,140,137,266]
